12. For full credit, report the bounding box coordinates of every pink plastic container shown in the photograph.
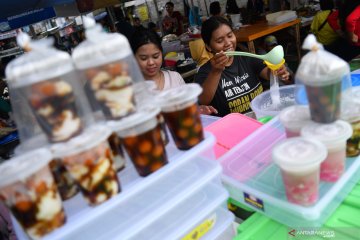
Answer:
[204,113,262,159]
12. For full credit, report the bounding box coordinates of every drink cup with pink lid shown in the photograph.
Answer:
[279,105,311,138]
[0,148,66,239]
[301,120,352,182]
[272,137,327,206]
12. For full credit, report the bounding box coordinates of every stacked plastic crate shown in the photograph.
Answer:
[13,132,235,240]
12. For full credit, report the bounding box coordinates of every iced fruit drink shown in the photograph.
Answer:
[62,141,120,205]
[108,133,126,172]
[157,113,169,145]
[282,168,320,206]
[162,104,204,150]
[84,62,135,120]
[320,148,346,182]
[0,166,66,239]
[28,79,83,142]
[306,81,341,123]
[49,159,79,200]
[122,125,168,177]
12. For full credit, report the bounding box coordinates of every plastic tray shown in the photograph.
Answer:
[234,182,360,240]
[13,133,220,239]
[204,113,262,159]
[219,117,360,227]
[131,183,229,240]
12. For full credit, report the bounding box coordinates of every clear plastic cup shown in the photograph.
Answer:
[6,47,92,143]
[108,132,126,172]
[301,120,353,182]
[279,105,311,138]
[53,126,120,205]
[156,84,204,150]
[0,148,66,239]
[341,99,360,157]
[272,137,327,206]
[72,23,145,120]
[108,106,168,177]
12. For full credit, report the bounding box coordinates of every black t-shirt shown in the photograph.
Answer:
[195,56,265,117]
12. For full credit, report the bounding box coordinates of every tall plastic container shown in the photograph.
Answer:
[72,17,146,120]
[5,33,93,147]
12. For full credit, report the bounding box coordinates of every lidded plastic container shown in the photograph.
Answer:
[272,137,327,206]
[5,33,93,146]
[279,105,311,138]
[301,120,352,182]
[72,17,145,120]
[295,35,351,123]
[0,148,66,239]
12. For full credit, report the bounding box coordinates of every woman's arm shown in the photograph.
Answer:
[197,51,229,105]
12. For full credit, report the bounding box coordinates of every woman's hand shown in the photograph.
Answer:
[198,105,218,115]
[210,51,229,71]
[276,65,292,84]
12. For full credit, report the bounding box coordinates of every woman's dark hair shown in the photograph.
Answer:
[148,22,157,30]
[130,29,162,54]
[320,0,334,10]
[165,1,174,7]
[201,16,232,46]
[210,1,221,16]
[226,0,240,14]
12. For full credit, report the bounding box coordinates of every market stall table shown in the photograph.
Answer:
[233,19,301,62]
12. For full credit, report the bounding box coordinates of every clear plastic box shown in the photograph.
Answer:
[13,133,221,239]
[131,183,230,240]
[219,118,360,227]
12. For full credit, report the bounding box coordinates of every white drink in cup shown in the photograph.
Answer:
[301,120,352,182]
[279,105,311,138]
[272,137,327,206]
[53,125,120,205]
[0,148,66,239]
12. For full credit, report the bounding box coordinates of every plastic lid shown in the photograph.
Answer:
[6,48,74,88]
[301,120,353,150]
[156,83,202,112]
[279,105,311,132]
[107,106,160,137]
[296,35,349,86]
[272,137,327,172]
[0,148,52,187]
[52,124,112,157]
[341,100,360,122]
[72,32,132,70]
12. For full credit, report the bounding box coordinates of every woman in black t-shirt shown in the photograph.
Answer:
[195,17,292,117]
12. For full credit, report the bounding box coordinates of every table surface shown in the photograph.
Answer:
[233,19,301,42]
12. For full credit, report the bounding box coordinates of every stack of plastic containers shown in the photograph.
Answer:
[218,36,360,228]
[1,20,235,239]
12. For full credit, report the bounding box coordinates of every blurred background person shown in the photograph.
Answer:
[162,1,184,36]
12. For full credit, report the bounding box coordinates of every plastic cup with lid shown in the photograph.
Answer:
[15,142,79,201]
[5,36,92,143]
[53,125,120,205]
[72,17,145,120]
[301,120,353,182]
[295,47,350,123]
[107,132,126,172]
[279,105,311,138]
[0,148,66,239]
[108,105,168,177]
[341,97,360,157]
[156,83,204,150]
[272,137,327,206]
